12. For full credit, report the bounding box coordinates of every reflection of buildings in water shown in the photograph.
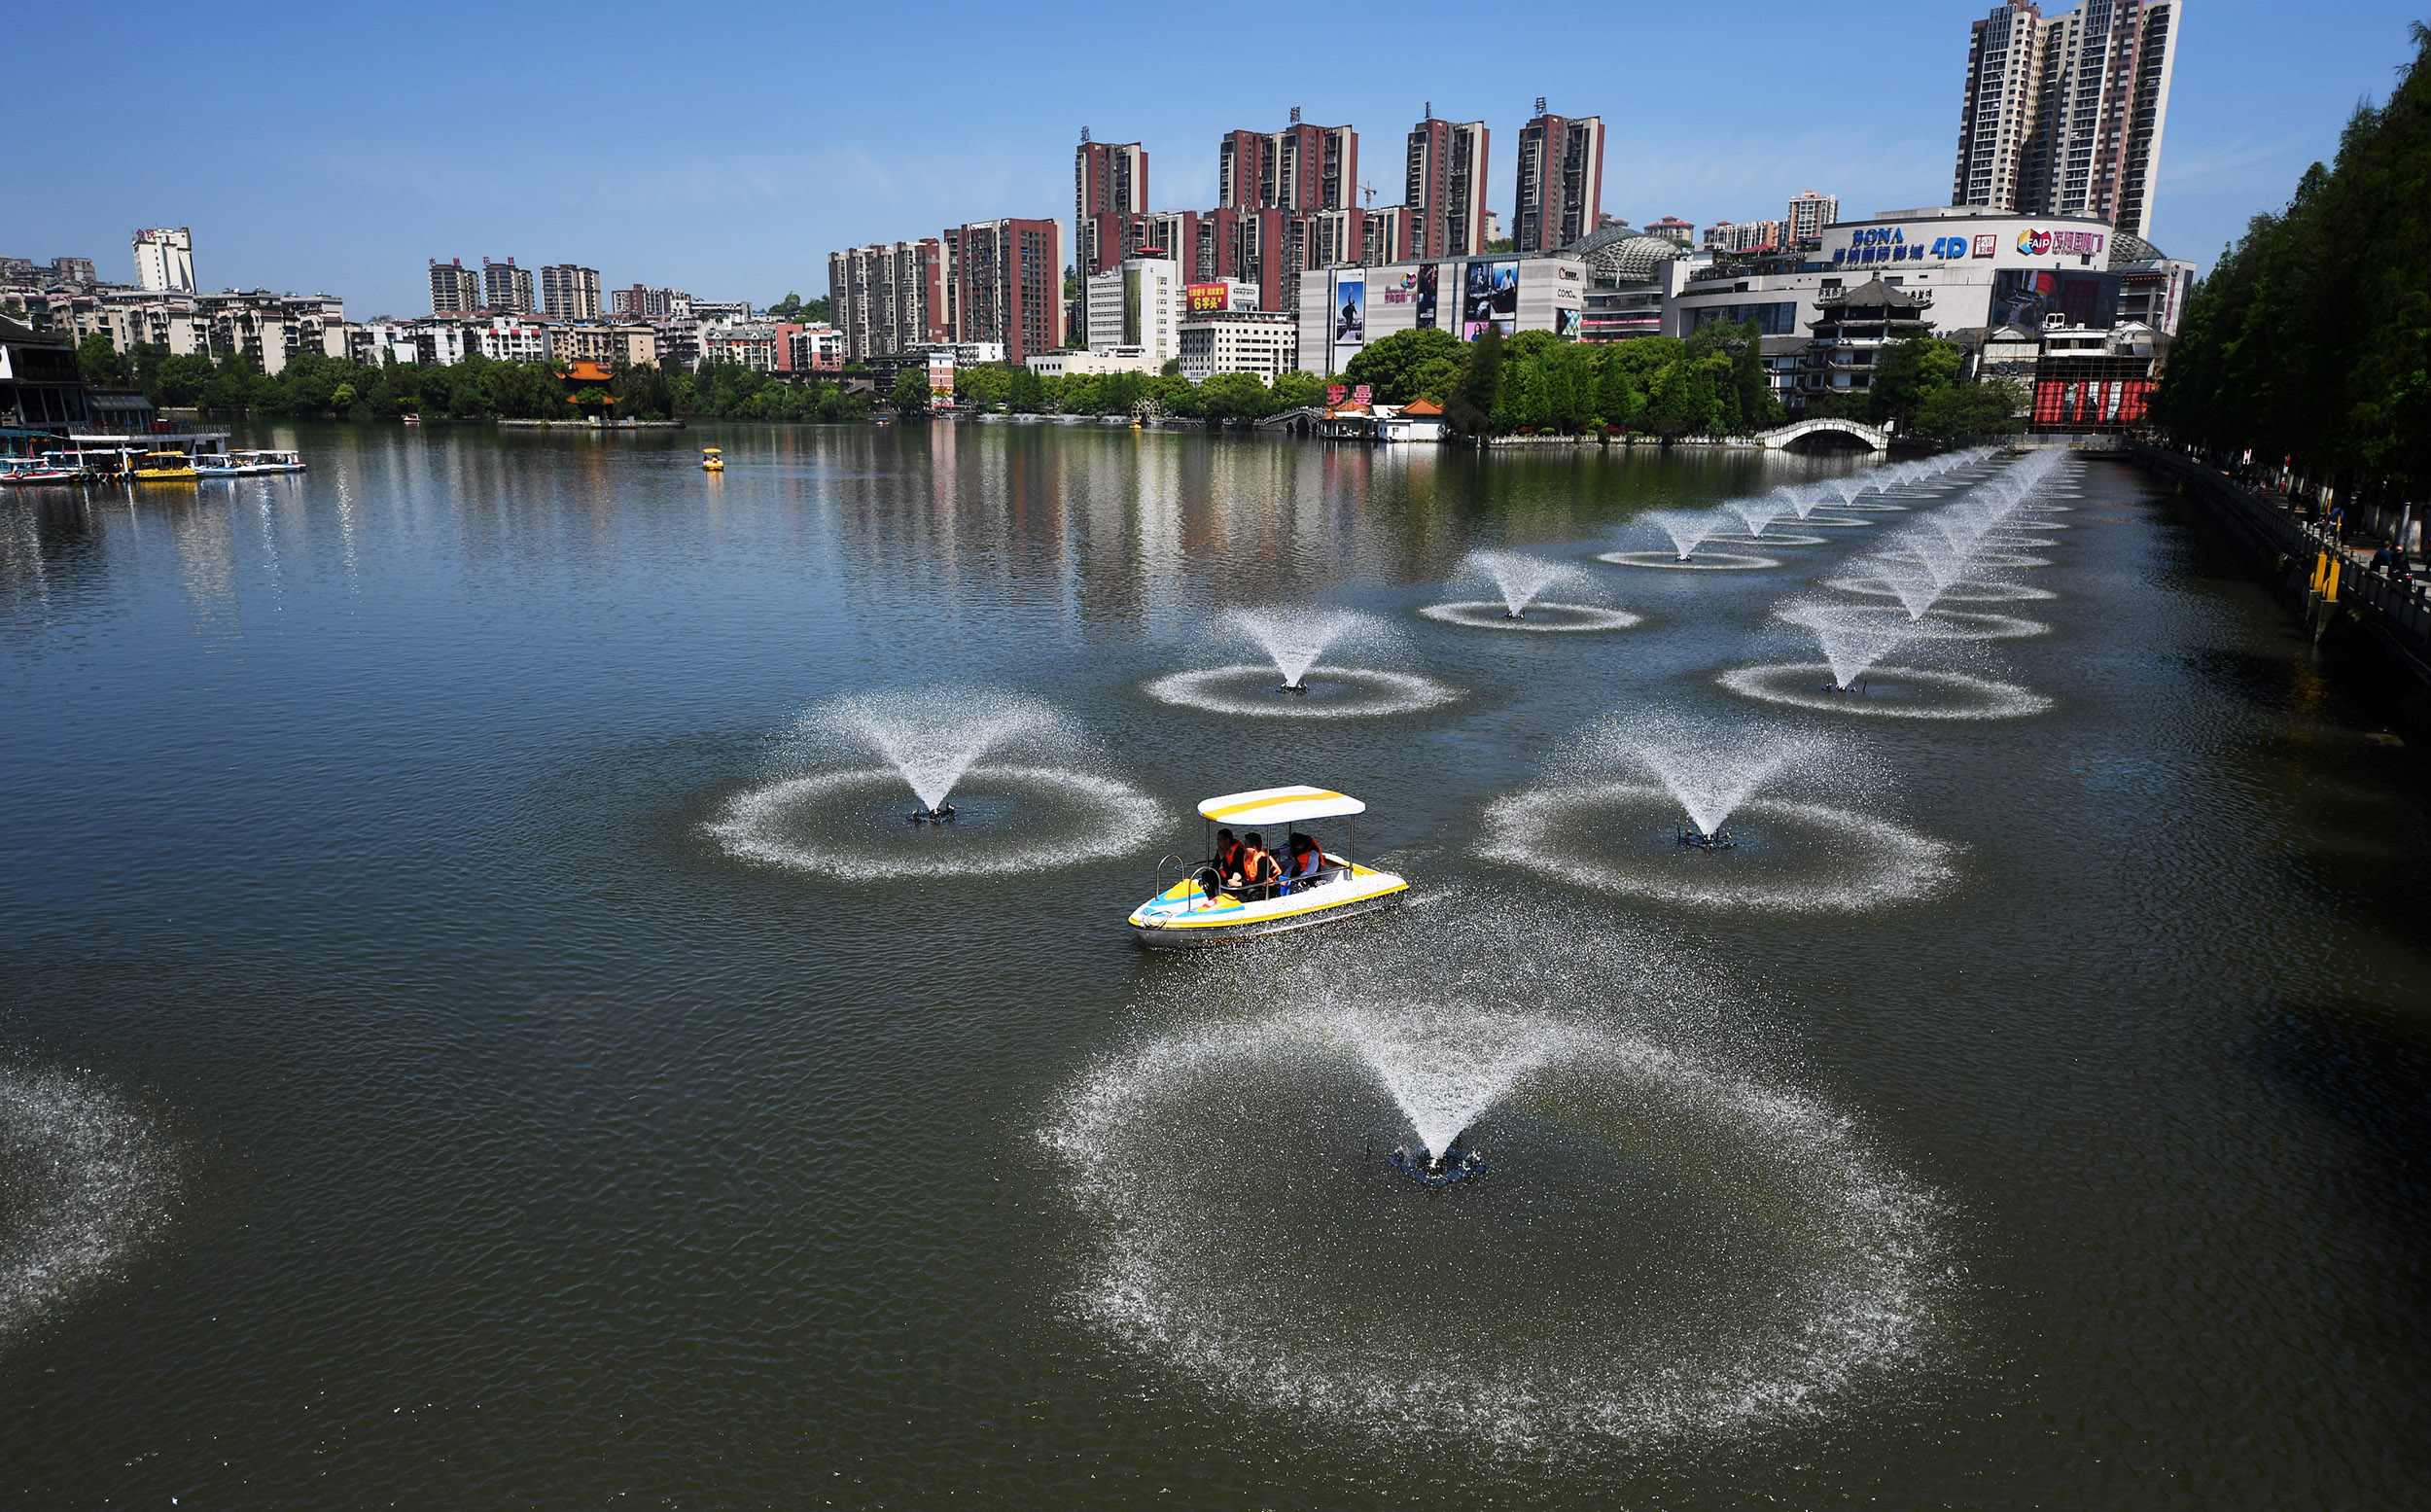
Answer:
[168,493,240,635]
[0,496,106,615]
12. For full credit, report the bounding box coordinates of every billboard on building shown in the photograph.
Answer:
[1992,269,2119,332]
[1332,275,1365,345]
[1415,263,1439,330]
[1462,259,1518,339]
[1552,307,1581,339]
[1187,282,1231,313]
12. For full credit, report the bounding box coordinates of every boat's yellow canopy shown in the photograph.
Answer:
[1197,786,1365,826]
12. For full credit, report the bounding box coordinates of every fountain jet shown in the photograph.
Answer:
[1642,510,1728,562]
[1223,607,1386,692]
[1456,548,1594,620]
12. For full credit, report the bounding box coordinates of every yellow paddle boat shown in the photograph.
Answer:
[1129,785,1408,948]
[701,446,724,472]
[131,451,200,482]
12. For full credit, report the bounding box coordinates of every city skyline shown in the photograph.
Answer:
[8,0,2421,315]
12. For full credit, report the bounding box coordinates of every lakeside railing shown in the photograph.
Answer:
[2132,441,2431,677]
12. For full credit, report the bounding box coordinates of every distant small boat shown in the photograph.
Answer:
[700,447,724,472]
[195,450,306,477]
[130,451,199,483]
[402,413,422,426]
[0,458,86,485]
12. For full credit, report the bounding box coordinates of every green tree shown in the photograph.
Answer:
[888,368,933,413]
[76,333,124,387]
[1194,370,1273,422]
[1914,377,2026,440]
[1007,365,1045,413]
[1446,326,1503,437]
[766,293,805,320]
[1340,328,1463,404]
[1867,335,1964,431]
[1268,370,1324,411]
[956,363,1013,409]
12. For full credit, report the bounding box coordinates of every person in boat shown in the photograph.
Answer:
[1281,832,1325,891]
[1196,827,1243,897]
[1232,831,1282,901]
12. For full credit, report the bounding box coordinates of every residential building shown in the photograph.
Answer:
[828,239,946,362]
[784,324,846,372]
[1951,0,2180,240]
[1294,254,1589,376]
[132,229,194,293]
[482,258,535,314]
[50,258,97,287]
[549,323,657,369]
[1075,136,1150,276]
[612,285,684,319]
[1513,109,1604,252]
[1646,216,1696,246]
[1219,119,1358,214]
[1785,191,1841,245]
[1363,206,1413,267]
[1083,257,1183,366]
[1404,113,1491,259]
[943,218,1063,364]
[429,259,482,314]
[541,264,602,322]
[1178,307,1297,384]
[1704,220,1787,254]
[700,318,778,370]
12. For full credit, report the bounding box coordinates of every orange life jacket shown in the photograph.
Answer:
[1240,848,1280,885]
[1286,847,1322,877]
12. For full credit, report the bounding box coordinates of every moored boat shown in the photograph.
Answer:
[130,451,199,482]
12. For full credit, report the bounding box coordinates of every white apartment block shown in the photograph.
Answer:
[1179,308,1297,384]
[1084,257,1182,365]
[132,229,194,293]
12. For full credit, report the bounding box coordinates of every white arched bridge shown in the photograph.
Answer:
[1754,417,1891,451]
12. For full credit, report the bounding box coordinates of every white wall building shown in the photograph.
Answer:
[1295,254,1589,377]
[1179,308,1298,384]
[1084,257,1182,366]
[1024,348,1161,377]
[1666,207,2145,339]
[132,229,194,293]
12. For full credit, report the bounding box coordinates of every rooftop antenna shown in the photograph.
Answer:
[1290,105,1301,124]
[1425,100,1432,119]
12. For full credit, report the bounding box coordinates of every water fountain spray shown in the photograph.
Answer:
[1222,608,1385,693]
[1455,548,1594,620]
[1643,510,1728,562]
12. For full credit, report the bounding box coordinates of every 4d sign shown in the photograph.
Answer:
[1927,235,1998,259]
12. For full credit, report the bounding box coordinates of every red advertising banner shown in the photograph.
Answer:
[1186,283,1231,313]
[1326,385,1348,407]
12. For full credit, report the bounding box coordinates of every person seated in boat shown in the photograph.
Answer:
[1195,827,1243,897]
[1280,832,1325,892]
[1231,831,1282,901]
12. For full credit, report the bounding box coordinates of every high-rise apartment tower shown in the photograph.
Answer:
[1785,191,1840,245]
[1951,0,2180,240]
[482,258,535,314]
[132,229,194,293]
[429,258,481,314]
[541,264,603,321]
[1513,109,1604,252]
[1075,137,1148,277]
[1404,114,1490,259]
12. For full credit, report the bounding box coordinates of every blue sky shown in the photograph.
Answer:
[13,1,2424,317]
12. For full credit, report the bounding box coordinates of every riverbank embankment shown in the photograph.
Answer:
[2132,441,2431,721]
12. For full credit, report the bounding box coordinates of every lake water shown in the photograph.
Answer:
[3,422,2428,1507]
